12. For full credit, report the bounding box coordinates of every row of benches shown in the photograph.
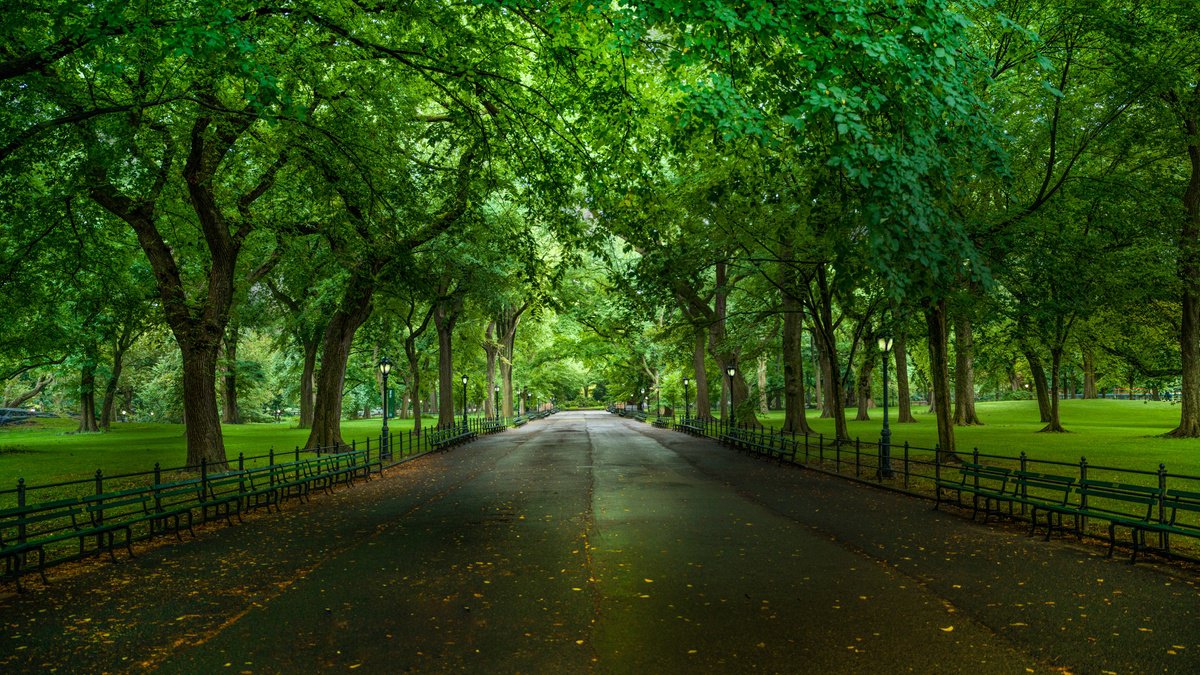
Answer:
[1,449,378,591]
[937,463,1200,562]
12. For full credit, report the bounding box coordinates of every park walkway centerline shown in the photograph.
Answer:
[1,411,1198,673]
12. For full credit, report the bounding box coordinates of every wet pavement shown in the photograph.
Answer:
[2,411,1198,673]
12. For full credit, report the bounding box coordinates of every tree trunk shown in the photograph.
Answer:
[78,344,100,432]
[434,294,462,428]
[306,272,375,449]
[496,303,527,418]
[854,349,876,421]
[692,328,710,418]
[220,325,241,424]
[407,364,423,433]
[812,268,847,437]
[1041,348,1068,432]
[298,338,318,428]
[181,342,227,468]
[484,321,498,418]
[757,356,769,415]
[1171,121,1200,436]
[99,357,122,430]
[1023,347,1053,423]
[811,329,823,413]
[925,299,960,463]
[781,293,814,434]
[895,332,917,423]
[953,313,982,426]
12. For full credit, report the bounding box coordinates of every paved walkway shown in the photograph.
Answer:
[2,412,1199,673]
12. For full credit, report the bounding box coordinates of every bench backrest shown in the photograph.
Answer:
[0,497,83,547]
[1164,488,1200,531]
[1013,471,1075,504]
[81,488,152,525]
[960,463,1011,490]
[1078,480,1159,521]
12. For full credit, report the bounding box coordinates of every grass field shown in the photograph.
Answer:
[0,416,419,489]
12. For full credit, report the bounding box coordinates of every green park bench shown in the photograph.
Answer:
[935,462,1012,520]
[984,470,1077,535]
[1136,489,1200,561]
[1,497,136,591]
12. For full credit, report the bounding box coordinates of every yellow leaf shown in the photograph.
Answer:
[940,626,954,633]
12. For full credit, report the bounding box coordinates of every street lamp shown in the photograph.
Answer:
[655,386,661,418]
[379,357,392,456]
[877,335,894,478]
[725,365,736,427]
[494,384,501,420]
[640,387,645,412]
[461,374,469,427]
[683,376,691,420]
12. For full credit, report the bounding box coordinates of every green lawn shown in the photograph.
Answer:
[0,416,418,489]
[752,399,1200,478]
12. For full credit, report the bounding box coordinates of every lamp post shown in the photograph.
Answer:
[640,387,645,412]
[461,374,469,428]
[494,384,500,420]
[655,386,661,418]
[379,357,392,456]
[725,364,736,427]
[877,335,894,478]
[683,376,691,420]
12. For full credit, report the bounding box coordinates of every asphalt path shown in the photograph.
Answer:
[2,411,1199,673]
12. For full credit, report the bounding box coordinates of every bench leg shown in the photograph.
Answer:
[1106,523,1116,558]
[124,527,136,559]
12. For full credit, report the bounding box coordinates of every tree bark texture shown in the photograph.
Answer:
[953,313,982,426]
[78,345,99,432]
[1083,349,1098,399]
[692,328,710,418]
[484,321,497,418]
[925,299,960,463]
[305,271,375,449]
[781,293,813,434]
[894,332,917,423]
[1023,346,1052,423]
[757,356,769,415]
[1041,348,1068,432]
[434,293,463,428]
[854,349,876,421]
[1172,115,1200,436]
[298,338,318,428]
[811,267,847,438]
[220,325,241,424]
[496,303,527,418]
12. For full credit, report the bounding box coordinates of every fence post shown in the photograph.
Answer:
[238,452,244,471]
[269,446,275,467]
[903,442,910,488]
[295,445,300,463]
